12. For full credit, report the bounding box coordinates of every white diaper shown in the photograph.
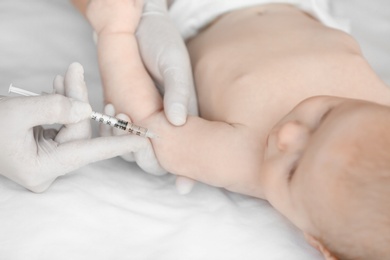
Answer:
[169,0,350,40]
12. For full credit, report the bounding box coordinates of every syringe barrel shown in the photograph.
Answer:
[91,111,119,127]
[90,112,150,137]
[126,123,148,136]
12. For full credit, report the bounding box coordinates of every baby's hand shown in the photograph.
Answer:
[86,0,144,35]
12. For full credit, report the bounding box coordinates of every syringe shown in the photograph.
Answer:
[8,84,157,138]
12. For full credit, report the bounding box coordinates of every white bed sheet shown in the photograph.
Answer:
[0,1,388,259]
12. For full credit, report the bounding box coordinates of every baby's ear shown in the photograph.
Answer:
[304,233,338,260]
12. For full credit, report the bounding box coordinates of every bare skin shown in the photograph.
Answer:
[184,6,390,258]
[75,1,390,258]
[157,4,390,196]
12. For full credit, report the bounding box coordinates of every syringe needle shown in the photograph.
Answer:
[9,84,39,96]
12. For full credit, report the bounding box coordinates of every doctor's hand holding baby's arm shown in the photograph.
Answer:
[71,0,198,193]
[82,1,390,259]
[0,63,152,193]
[71,0,197,124]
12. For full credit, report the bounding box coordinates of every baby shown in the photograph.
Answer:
[75,0,390,259]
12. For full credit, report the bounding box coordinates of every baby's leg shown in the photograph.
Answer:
[82,0,163,122]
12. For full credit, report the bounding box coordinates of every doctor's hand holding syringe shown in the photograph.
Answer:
[0,63,153,193]
[1,0,200,193]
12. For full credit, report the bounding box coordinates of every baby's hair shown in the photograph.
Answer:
[316,110,390,260]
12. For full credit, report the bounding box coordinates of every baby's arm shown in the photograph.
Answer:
[86,0,162,122]
[85,0,264,198]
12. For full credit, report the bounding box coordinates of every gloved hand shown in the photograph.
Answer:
[135,0,199,194]
[71,0,199,122]
[137,0,198,125]
[0,63,149,193]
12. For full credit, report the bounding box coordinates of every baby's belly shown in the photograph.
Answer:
[186,4,379,132]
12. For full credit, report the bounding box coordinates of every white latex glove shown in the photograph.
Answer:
[0,63,149,193]
[134,0,198,194]
[136,0,198,124]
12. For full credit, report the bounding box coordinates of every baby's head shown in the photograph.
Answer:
[261,96,390,259]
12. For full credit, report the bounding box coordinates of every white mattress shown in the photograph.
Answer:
[0,1,388,259]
